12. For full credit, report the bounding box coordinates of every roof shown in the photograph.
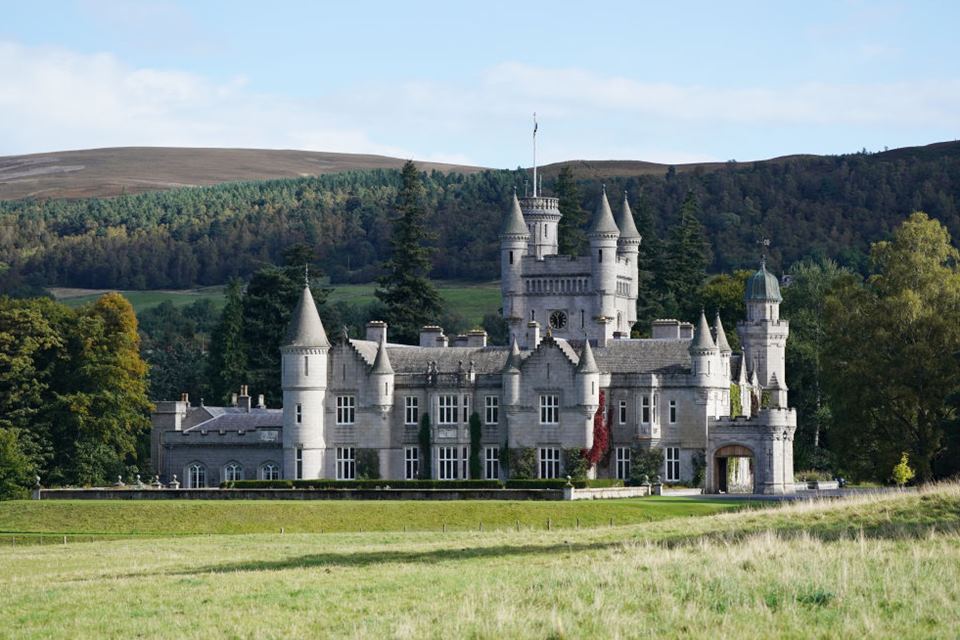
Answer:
[284,286,330,348]
[370,333,394,374]
[587,188,620,236]
[591,340,692,374]
[713,313,732,353]
[499,192,530,237]
[576,339,599,374]
[689,311,717,352]
[349,340,519,374]
[615,193,642,241]
[183,408,283,432]
[746,260,783,302]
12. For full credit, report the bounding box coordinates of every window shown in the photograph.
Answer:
[438,395,458,424]
[652,394,659,423]
[295,402,303,424]
[484,447,500,480]
[669,400,677,424]
[404,447,419,480]
[619,400,627,424]
[336,447,356,480]
[665,447,680,482]
[223,462,243,482]
[641,396,650,424]
[260,463,280,481]
[187,464,206,488]
[598,249,603,263]
[336,395,355,425]
[462,395,470,423]
[615,447,631,480]
[462,446,469,480]
[437,446,458,480]
[540,394,559,424]
[509,250,514,265]
[484,396,499,425]
[304,355,309,377]
[539,448,561,479]
[296,448,303,480]
[404,396,419,425]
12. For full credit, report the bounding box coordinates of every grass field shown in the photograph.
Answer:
[49,280,501,325]
[1,486,958,638]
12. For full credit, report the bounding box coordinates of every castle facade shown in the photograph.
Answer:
[151,189,797,493]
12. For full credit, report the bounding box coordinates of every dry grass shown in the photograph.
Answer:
[0,485,958,638]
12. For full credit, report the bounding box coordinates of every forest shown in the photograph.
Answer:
[0,142,959,294]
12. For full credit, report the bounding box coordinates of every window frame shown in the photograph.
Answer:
[404,396,419,425]
[187,463,206,488]
[615,447,631,480]
[641,396,650,424]
[665,446,681,483]
[484,446,500,480]
[618,400,627,424]
[295,402,303,424]
[538,447,561,479]
[336,395,356,425]
[438,395,459,425]
[404,446,419,480]
[669,399,677,424]
[260,462,280,481]
[336,446,356,480]
[223,462,243,482]
[539,394,560,424]
[437,446,458,480]
[484,395,499,425]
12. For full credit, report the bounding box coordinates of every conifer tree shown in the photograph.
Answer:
[375,161,443,344]
[664,191,708,320]
[555,166,588,255]
[207,279,247,403]
[633,192,664,331]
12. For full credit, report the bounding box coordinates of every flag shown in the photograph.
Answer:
[533,113,537,136]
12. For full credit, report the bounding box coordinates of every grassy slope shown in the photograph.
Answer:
[50,280,502,324]
[0,486,959,638]
[0,496,744,537]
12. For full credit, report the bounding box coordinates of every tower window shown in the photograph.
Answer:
[509,251,514,265]
[304,355,309,376]
[599,249,603,263]
[295,403,302,424]
[544,226,548,239]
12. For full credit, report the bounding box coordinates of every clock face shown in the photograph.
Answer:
[549,310,567,330]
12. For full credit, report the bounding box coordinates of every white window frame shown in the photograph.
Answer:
[484,396,499,425]
[404,446,419,480]
[616,447,631,480]
[484,446,500,480]
[437,446,458,480]
[538,447,561,479]
[652,393,659,424]
[462,395,470,423]
[404,396,419,425]
[619,400,627,424]
[295,402,303,424]
[665,447,680,483]
[187,463,206,488]
[336,395,356,425]
[336,446,356,480]
[438,395,458,425]
[295,448,303,479]
[641,396,650,424]
[539,394,560,424]
[223,462,243,482]
[669,399,677,424]
[462,446,469,479]
[260,463,280,481]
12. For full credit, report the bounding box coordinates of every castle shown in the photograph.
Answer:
[151,187,797,494]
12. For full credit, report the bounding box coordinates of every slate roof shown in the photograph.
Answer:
[587,188,620,235]
[570,339,693,374]
[499,192,530,236]
[615,193,642,241]
[284,286,330,347]
[183,408,283,432]
[349,340,520,374]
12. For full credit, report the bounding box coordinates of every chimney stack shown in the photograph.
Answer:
[257,394,266,409]
[365,320,387,344]
[466,329,488,348]
[238,385,252,412]
[420,325,446,348]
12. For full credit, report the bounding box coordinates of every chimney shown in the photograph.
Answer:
[526,321,541,348]
[652,319,681,340]
[230,393,238,407]
[179,392,190,405]
[452,334,469,347]
[366,320,387,344]
[466,329,487,348]
[420,325,445,348]
[679,322,694,340]
[238,386,252,412]
[257,394,266,409]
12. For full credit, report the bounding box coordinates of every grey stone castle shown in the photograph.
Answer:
[151,188,797,493]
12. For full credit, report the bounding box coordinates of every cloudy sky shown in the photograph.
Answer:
[2,0,958,166]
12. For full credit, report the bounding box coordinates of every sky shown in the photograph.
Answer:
[1,0,959,167]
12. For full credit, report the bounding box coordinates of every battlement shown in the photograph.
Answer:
[519,196,561,215]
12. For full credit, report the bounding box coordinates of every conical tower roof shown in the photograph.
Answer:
[615,192,641,241]
[713,312,732,354]
[738,350,748,383]
[371,332,394,374]
[587,187,620,236]
[502,337,522,372]
[689,310,717,352]
[499,191,530,237]
[576,339,599,374]
[284,286,329,348]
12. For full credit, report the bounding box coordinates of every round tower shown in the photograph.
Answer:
[689,310,719,382]
[520,195,561,259]
[281,285,329,480]
[615,192,642,325]
[500,191,530,341]
[369,330,395,410]
[588,187,620,335]
[738,259,789,401]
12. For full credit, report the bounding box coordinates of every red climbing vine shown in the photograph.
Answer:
[584,389,610,466]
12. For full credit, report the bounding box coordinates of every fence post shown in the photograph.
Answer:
[547,518,552,531]
[515,519,520,532]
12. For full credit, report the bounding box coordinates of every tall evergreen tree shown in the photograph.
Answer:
[207,279,247,404]
[375,161,443,344]
[633,191,664,332]
[663,191,709,320]
[555,166,588,255]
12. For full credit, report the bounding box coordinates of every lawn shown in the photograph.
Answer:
[0,496,744,538]
[1,486,959,638]
[48,280,502,325]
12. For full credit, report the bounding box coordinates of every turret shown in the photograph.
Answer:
[519,194,561,259]
[500,191,530,342]
[576,339,600,408]
[502,337,522,406]
[281,284,330,480]
[588,187,620,335]
[713,311,732,382]
[689,310,719,381]
[369,330,395,410]
[615,192,642,325]
[738,258,790,397]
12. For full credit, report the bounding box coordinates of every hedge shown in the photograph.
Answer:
[504,479,584,489]
[220,479,503,490]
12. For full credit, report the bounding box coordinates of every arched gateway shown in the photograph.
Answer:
[706,409,797,495]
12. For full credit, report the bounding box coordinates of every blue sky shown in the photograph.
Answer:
[1,0,958,166]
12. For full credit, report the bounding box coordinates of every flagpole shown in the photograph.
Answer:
[532,112,538,198]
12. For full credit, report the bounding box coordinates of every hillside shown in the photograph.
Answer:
[0,147,485,200]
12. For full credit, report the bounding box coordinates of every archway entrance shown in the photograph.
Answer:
[713,445,755,494]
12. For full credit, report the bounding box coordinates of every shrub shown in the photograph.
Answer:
[691,451,707,487]
[509,447,537,479]
[564,448,589,481]
[892,452,915,487]
[221,479,503,490]
[0,428,34,500]
[356,449,380,480]
[730,383,742,417]
[468,412,482,479]
[629,447,663,485]
[795,470,833,482]
[504,479,585,489]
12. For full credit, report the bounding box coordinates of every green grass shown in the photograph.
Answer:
[1,486,958,638]
[48,280,502,324]
[0,496,744,538]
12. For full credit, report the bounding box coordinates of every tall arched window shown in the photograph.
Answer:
[187,464,206,488]
[260,463,280,481]
[224,463,242,482]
